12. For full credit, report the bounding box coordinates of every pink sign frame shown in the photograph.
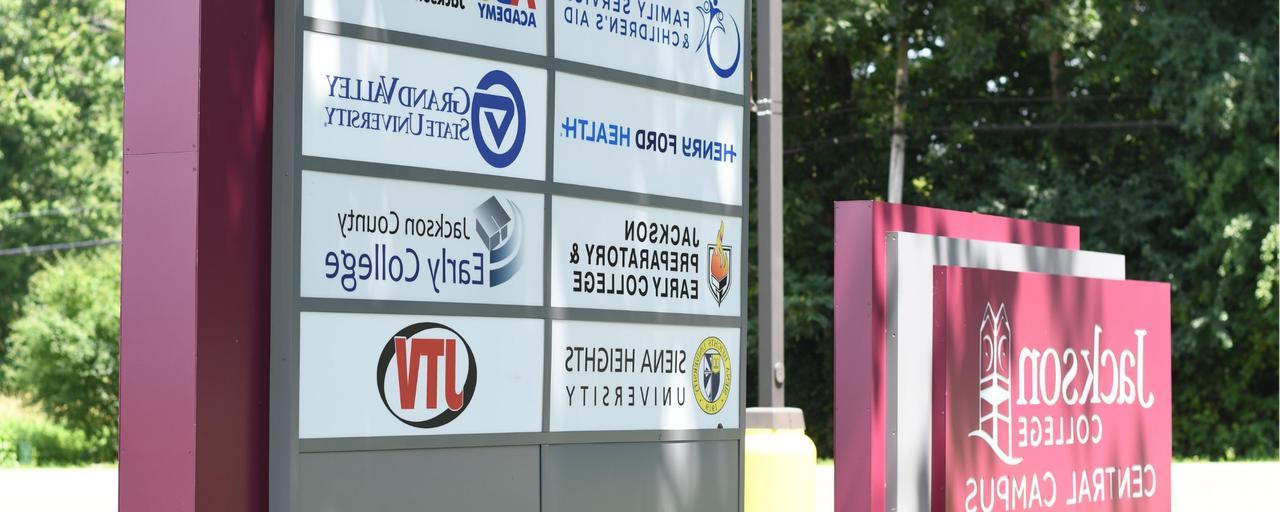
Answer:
[932,267,1171,511]
[833,201,1080,511]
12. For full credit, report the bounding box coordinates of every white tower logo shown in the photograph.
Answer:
[969,302,1022,465]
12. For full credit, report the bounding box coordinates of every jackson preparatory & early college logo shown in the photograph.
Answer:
[376,322,477,428]
[706,221,732,305]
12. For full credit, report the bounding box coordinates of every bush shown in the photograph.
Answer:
[0,415,94,467]
[5,247,119,460]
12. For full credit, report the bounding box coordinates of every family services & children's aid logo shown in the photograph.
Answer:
[694,0,740,78]
[319,69,527,169]
[691,336,731,414]
[376,322,478,428]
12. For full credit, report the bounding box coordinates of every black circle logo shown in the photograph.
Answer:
[375,322,477,428]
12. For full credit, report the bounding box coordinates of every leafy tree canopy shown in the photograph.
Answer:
[756,0,1278,460]
[0,0,123,381]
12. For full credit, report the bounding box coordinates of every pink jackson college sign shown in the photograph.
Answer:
[933,267,1171,512]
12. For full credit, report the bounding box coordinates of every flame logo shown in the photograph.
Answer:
[711,222,729,281]
[707,221,731,305]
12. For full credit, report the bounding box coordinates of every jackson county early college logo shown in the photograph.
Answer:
[970,302,1023,465]
[376,322,477,428]
[474,195,524,286]
[695,0,741,79]
[707,221,732,305]
[471,70,526,168]
[692,336,731,414]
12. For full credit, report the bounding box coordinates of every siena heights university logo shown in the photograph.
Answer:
[970,302,1023,465]
[692,336,732,414]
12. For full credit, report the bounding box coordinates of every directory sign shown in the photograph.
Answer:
[932,267,1171,512]
[274,0,748,508]
[884,232,1126,512]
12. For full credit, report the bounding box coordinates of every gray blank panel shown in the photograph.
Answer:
[542,441,740,512]
[299,445,540,511]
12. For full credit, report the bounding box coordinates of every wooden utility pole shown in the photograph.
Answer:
[888,30,909,203]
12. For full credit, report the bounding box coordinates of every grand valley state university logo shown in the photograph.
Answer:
[319,68,526,169]
[377,322,477,428]
[471,70,526,168]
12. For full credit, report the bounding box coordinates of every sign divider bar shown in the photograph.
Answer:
[298,428,744,454]
[541,8,557,511]
[296,298,743,328]
[299,157,746,216]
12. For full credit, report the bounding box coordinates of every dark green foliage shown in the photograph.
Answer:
[751,0,1278,460]
[5,247,120,460]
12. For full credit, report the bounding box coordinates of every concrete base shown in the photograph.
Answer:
[745,407,806,430]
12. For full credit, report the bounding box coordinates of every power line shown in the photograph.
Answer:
[0,204,119,221]
[0,239,120,257]
[782,119,1178,155]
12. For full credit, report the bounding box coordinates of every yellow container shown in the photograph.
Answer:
[745,407,817,512]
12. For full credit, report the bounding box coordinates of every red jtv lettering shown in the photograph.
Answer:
[393,337,465,411]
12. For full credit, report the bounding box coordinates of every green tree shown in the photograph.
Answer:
[0,0,123,381]
[5,247,119,460]
[758,0,1278,459]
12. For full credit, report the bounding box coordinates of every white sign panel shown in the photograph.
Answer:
[885,232,1126,512]
[298,312,543,438]
[554,73,743,205]
[300,171,544,305]
[302,31,547,181]
[306,0,546,55]
[550,196,742,315]
[550,320,739,431]
[555,0,746,94]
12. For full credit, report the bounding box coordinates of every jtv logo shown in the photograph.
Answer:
[376,322,477,428]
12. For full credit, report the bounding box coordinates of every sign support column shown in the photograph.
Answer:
[756,0,786,408]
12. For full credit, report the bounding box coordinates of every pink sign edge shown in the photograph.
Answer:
[833,200,1081,512]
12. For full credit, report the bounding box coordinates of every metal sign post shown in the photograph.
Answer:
[756,0,786,410]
